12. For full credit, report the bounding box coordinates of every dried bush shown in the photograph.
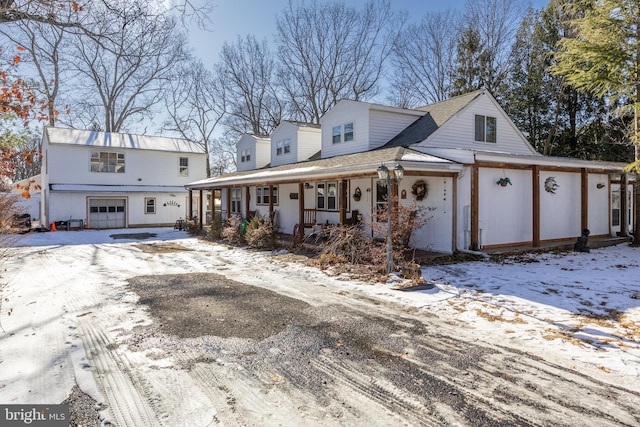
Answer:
[208,213,223,240]
[244,214,275,249]
[369,197,433,262]
[315,225,386,270]
[221,215,245,245]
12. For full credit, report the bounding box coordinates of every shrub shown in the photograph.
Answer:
[244,214,275,249]
[221,215,245,244]
[208,213,223,240]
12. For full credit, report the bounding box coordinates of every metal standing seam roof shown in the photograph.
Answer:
[44,127,206,154]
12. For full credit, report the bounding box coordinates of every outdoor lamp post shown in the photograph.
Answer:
[377,163,404,274]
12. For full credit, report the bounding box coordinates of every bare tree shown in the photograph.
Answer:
[452,0,526,97]
[218,35,283,138]
[0,18,69,126]
[164,59,226,177]
[389,9,460,107]
[64,0,189,132]
[275,0,402,124]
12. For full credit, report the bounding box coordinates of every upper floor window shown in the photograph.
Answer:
[332,122,354,144]
[256,186,278,206]
[276,139,291,156]
[240,149,251,163]
[179,157,189,176]
[475,115,496,143]
[90,151,125,173]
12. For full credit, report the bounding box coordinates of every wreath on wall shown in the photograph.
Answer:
[411,180,427,201]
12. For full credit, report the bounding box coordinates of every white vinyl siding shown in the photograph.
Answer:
[414,93,537,155]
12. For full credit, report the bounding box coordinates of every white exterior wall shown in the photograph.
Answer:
[273,183,298,234]
[236,135,270,172]
[297,127,321,162]
[321,101,370,158]
[588,173,610,236]
[478,168,533,247]
[41,131,206,228]
[270,123,320,167]
[271,122,297,167]
[49,192,190,227]
[417,94,537,155]
[320,100,423,159]
[456,167,473,250]
[369,110,424,150]
[45,144,205,186]
[540,171,581,240]
[400,176,455,253]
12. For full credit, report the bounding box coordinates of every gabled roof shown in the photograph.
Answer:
[44,127,206,154]
[384,90,484,148]
[187,146,461,189]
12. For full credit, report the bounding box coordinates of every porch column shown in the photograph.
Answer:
[226,187,232,220]
[581,168,589,231]
[470,165,480,251]
[619,173,628,236]
[198,189,203,230]
[532,165,540,247]
[188,190,193,220]
[298,183,304,237]
[339,179,348,225]
[244,186,250,217]
[268,185,274,219]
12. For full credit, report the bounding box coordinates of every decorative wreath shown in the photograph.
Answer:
[411,180,427,201]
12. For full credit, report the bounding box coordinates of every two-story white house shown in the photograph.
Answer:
[186,90,635,254]
[40,127,207,229]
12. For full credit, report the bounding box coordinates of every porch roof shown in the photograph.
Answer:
[186,147,462,189]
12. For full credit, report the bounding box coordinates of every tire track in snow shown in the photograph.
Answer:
[78,318,159,427]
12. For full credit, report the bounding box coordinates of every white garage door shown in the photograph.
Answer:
[89,198,126,229]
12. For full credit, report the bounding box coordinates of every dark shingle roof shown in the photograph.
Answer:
[384,90,484,148]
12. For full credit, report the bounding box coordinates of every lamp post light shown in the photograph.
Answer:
[377,163,404,274]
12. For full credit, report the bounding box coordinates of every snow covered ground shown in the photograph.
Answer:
[0,227,638,424]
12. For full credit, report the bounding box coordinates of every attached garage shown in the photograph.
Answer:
[88,198,127,229]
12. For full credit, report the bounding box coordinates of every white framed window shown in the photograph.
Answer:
[316,181,338,211]
[230,188,242,214]
[475,115,497,143]
[240,149,251,163]
[332,126,341,144]
[179,157,189,176]
[144,197,156,214]
[276,139,291,156]
[344,122,354,141]
[90,151,125,173]
[332,123,354,144]
[256,186,278,206]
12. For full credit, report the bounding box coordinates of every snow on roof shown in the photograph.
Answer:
[50,184,188,193]
[44,127,206,154]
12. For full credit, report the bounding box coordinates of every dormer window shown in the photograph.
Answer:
[276,139,291,156]
[241,149,251,162]
[475,115,496,143]
[332,122,354,144]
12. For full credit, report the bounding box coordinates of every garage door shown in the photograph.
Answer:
[89,198,126,229]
